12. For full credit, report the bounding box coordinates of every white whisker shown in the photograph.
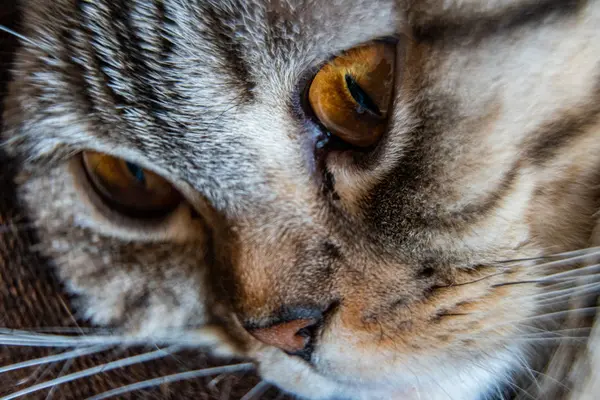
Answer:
[521,251,600,272]
[0,346,181,400]
[492,337,589,344]
[240,381,271,400]
[0,327,228,349]
[0,329,169,348]
[541,263,600,279]
[17,327,115,335]
[463,307,598,333]
[510,327,591,338]
[85,363,255,400]
[491,276,595,287]
[542,246,600,260]
[44,356,76,400]
[0,345,109,374]
[463,327,591,344]
[535,283,600,306]
[496,247,600,267]
[526,281,600,301]
[0,334,133,348]
[0,25,44,49]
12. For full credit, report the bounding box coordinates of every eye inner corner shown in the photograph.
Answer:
[344,74,382,117]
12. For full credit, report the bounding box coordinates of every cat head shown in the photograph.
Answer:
[3,0,600,398]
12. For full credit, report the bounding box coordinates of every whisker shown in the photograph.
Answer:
[0,334,133,348]
[439,271,507,288]
[0,25,43,49]
[491,276,593,288]
[58,297,85,337]
[44,357,76,400]
[0,346,182,400]
[0,345,109,374]
[0,329,167,348]
[0,327,228,349]
[541,263,600,279]
[509,327,591,338]
[463,328,592,344]
[85,362,255,400]
[464,307,598,333]
[240,381,271,400]
[510,353,542,393]
[527,281,600,301]
[528,251,600,274]
[535,283,600,306]
[553,246,600,258]
[467,356,536,400]
[207,373,227,392]
[494,246,600,266]
[489,337,589,344]
[14,360,59,389]
[522,366,571,395]
[460,328,591,344]
[19,327,115,335]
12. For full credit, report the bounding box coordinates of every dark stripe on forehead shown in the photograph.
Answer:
[75,0,131,116]
[109,0,169,126]
[411,0,586,43]
[76,0,181,142]
[60,25,94,116]
[155,0,174,60]
[198,4,256,103]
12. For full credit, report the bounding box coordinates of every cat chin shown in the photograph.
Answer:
[254,346,518,400]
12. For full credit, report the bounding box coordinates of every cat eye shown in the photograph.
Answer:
[308,42,396,148]
[82,151,182,216]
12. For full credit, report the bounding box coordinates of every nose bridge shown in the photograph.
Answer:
[226,215,339,315]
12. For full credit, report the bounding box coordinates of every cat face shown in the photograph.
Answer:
[3,0,600,399]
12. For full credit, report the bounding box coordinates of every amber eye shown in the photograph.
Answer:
[82,151,182,216]
[308,42,396,148]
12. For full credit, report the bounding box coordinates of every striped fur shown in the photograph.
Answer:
[2,0,600,399]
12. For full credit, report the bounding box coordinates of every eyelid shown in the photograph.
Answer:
[82,151,182,218]
[69,155,202,242]
[297,36,401,105]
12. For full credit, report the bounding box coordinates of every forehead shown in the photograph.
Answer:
[17,0,589,213]
[53,0,400,206]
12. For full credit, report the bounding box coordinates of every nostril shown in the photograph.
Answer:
[247,318,318,354]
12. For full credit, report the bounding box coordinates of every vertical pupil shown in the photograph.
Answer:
[125,162,146,185]
[344,74,381,116]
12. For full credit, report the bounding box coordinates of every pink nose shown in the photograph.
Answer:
[248,318,318,353]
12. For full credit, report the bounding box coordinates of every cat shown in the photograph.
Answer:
[2,0,600,399]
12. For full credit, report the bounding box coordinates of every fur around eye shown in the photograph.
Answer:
[308,42,396,148]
